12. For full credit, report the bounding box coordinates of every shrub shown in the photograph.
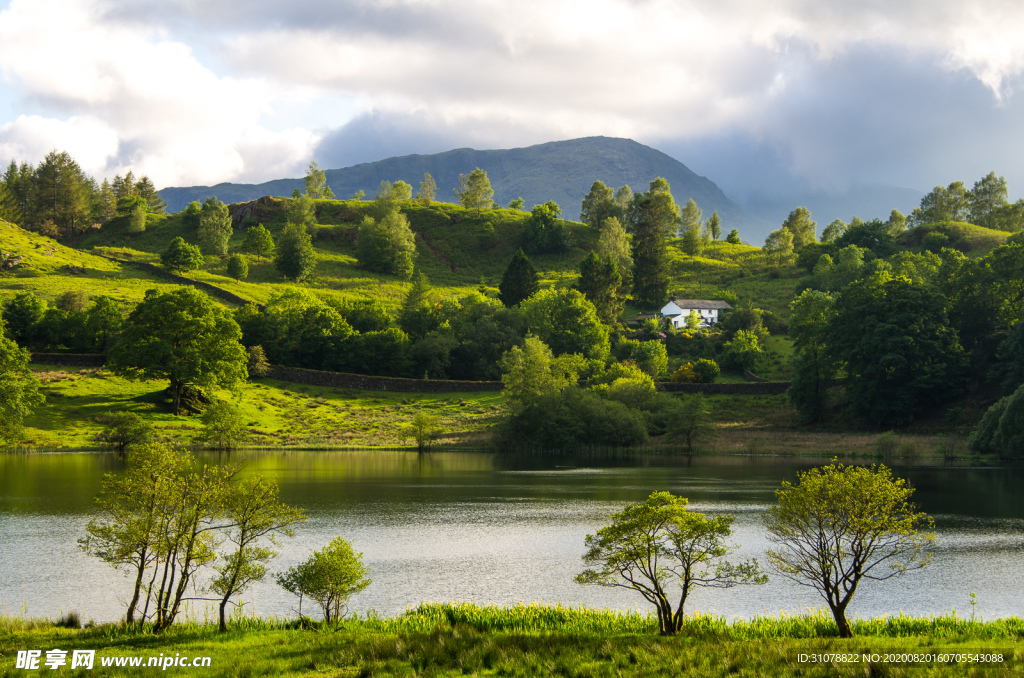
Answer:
[500,388,647,449]
[969,395,1009,454]
[276,536,371,625]
[692,359,720,383]
[95,411,152,455]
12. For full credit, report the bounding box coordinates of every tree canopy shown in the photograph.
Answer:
[454,168,494,214]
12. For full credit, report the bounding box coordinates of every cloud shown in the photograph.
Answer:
[0,0,319,186]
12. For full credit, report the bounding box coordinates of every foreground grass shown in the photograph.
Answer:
[2,604,1021,677]
[20,367,504,450]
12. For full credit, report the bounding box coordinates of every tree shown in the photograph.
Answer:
[212,474,305,632]
[33,150,89,237]
[275,223,317,281]
[198,197,232,256]
[764,461,934,638]
[521,288,610,361]
[161,237,204,274]
[182,201,202,230]
[763,227,794,266]
[910,181,968,225]
[631,179,677,308]
[407,411,442,452]
[827,272,966,426]
[118,196,148,233]
[288,193,317,229]
[575,252,624,324]
[680,220,704,261]
[303,161,334,199]
[416,173,436,204]
[498,336,578,411]
[787,290,838,423]
[201,399,249,450]
[135,176,166,215]
[226,254,248,282]
[95,412,152,456]
[107,288,248,415]
[886,209,907,236]
[577,492,766,635]
[507,197,525,210]
[243,224,275,262]
[665,394,716,452]
[679,199,702,239]
[725,229,741,245]
[499,249,539,307]
[596,216,633,286]
[820,219,845,244]
[523,200,568,253]
[580,180,618,227]
[247,345,271,378]
[276,536,371,625]
[454,168,493,214]
[0,333,44,442]
[356,209,416,279]
[706,210,721,240]
[781,207,816,251]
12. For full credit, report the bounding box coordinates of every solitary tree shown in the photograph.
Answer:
[201,399,249,450]
[725,229,741,245]
[303,161,334,199]
[706,210,722,240]
[161,237,204,275]
[107,288,248,415]
[95,411,152,457]
[631,179,677,308]
[764,461,934,638]
[356,209,416,279]
[577,492,766,635]
[499,249,539,308]
[417,173,436,204]
[454,168,494,214]
[0,332,44,442]
[242,224,275,262]
[276,536,371,625]
[407,411,443,452]
[781,206,816,251]
[665,394,716,453]
[198,197,232,256]
[226,254,248,282]
[275,223,317,281]
[211,474,306,632]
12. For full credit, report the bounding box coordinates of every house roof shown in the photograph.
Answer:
[663,299,732,311]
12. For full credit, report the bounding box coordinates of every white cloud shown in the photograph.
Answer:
[0,0,320,186]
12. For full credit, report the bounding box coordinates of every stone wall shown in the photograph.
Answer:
[657,380,791,395]
[95,254,264,310]
[31,353,107,367]
[266,365,504,393]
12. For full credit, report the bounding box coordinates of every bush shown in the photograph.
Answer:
[500,388,647,449]
[719,330,767,372]
[876,431,900,456]
[692,359,720,383]
[95,411,152,455]
[276,536,371,625]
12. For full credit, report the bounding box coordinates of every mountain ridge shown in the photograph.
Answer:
[159,137,773,239]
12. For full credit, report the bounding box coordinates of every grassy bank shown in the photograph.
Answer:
[3,604,1021,677]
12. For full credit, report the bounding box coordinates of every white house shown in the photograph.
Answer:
[660,299,732,329]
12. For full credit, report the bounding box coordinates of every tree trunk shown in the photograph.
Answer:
[170,379,183,416]
[219,599,228,633]
[830,602,854,638]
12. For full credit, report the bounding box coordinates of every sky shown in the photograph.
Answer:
[0,0,1022,213]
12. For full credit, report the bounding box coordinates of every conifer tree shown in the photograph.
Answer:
[499,249,539,308]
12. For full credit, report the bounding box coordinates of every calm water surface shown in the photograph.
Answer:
[1,451,1022,623]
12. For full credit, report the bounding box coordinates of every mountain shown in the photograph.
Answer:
[159,137,772,238]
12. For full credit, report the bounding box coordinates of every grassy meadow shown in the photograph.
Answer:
[2,604,1021,677]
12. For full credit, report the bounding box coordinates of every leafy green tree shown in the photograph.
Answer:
[575,252,624,324]
[108,288,248,415]
[355,209,416,279]
[303,161,334,199]
[1,291,46,346]
[226,254,248,282]
[275,223,317,281]
[910,181,968,225]
[966,172,1008,224]
[580,180,619,227]
[614,337,668,378]
[407,411,442,452]
[499,249,539,308]
[500,387,647,449]
[765,461,934,638]
[666,394,716,452]
[398,273,439,340]
[118,196,148,233]
[596,216,633,287]
[454,167,494,214]
[524,200,568,253]
[577,492,765,635]
[827,272,966,426]
[135,176,166,215]
[243,224,275,262]
[0,332,44,442]
[507,197,525,210]
[725,229,741,245]
[85,296,124,352]
[680,220,704,260]
[706,210,721,240]
[246,345,271,378]
[522,288,610,361]
[781,206,816,251]
[787,290,838,423]
[276,536,371,625]
[198,197,232,255]
[763,227,794,266]
[182,201,202,230]
[288,193,317,229]
[416,173,436,204]
[631,179,677,308]
[239,290,353,371]
[212,474,305,632]
[498,336,578,411]
[820,219,846,244]
[95,412,152,456]
[886,209,907,235]
[692,359,720,383]
[720,329,767,372]
[201,400,249,450]
[161,237,204,274]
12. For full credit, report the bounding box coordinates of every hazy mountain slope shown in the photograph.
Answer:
[160,137,771,239]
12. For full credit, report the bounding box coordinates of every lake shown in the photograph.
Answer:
[1,450,1022,624]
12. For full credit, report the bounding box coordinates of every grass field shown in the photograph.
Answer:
[2,604,1020,677]
[21,367,504,451]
